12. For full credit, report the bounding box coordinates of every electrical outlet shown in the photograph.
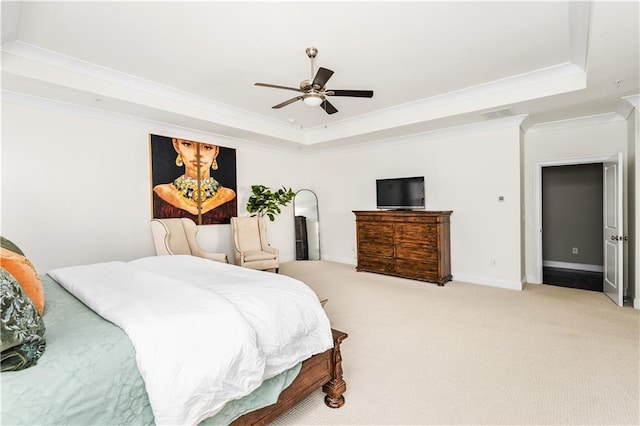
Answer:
[490,259,496,267]
[572,247,578,254]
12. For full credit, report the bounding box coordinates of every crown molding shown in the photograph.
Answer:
[526,112,625,134]
[3,88,528,156]
[0,89,304,155]
[622,94,640,109]
[3,39,588,148]
[302,63,585,144]
[616,96,637,119]
[305,114,529,155]
[1,41,308,144]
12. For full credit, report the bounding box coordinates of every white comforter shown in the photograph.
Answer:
[48,255,333,426]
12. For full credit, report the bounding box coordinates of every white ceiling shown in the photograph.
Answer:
[1,1,638,150]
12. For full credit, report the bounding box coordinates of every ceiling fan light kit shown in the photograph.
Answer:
[255,47,374,115]
[302,93,324,107]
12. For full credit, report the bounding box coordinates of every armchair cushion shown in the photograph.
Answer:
[243,250,277,262]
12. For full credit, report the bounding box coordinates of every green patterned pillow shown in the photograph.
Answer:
[0,267,46,372]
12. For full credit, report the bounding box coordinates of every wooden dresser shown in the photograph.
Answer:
[353,210,452,285]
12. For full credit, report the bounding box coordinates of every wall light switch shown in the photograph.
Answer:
[572,247,578,254]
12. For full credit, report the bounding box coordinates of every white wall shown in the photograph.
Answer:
[307,122,524,289]
[1,101,306,272]
[523,116,629,285]
[2,99,527,290]
[6,98,636,295]
[20,93,640,298]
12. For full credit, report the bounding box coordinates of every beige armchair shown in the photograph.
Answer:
[230,216,279,272]
[150,218,228,263]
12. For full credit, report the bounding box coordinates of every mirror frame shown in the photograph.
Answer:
[293,189,321,261]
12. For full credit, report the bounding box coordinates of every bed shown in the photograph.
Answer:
[1,254,347,425]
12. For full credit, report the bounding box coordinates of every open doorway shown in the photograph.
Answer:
[535,153,625,306]
[541,163,603,292]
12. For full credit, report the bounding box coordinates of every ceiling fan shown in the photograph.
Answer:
[255,47,374,115]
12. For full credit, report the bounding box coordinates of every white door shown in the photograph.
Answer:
[603,153,623,306]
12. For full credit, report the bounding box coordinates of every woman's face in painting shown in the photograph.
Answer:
[173,139,219,172]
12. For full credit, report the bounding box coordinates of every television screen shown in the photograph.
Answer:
[376,176,425,210]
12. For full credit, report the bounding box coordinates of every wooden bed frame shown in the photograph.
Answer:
[232,329,348,425]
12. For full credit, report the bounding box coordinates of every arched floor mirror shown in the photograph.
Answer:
[293,189,320,260]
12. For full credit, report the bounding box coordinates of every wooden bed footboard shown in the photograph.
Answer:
[232,329,348,426]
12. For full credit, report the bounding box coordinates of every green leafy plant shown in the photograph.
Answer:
[246,185,296,221]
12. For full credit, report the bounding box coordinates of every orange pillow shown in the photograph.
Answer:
[0,247,44,314]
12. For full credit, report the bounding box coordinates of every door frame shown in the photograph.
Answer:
[534,154,616,284]
[603,153,624,305]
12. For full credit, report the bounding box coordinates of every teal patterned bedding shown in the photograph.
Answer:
[1,274,300,425]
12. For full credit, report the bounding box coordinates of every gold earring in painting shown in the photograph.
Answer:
[175,155,184,167]
[211,159,218,170]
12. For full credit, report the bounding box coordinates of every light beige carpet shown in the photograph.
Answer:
[273,261,640,425]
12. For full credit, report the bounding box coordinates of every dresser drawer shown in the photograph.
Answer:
[394,223,438,244]
[358,240,394,257]
[395,243,438,262]
[395,259,439,279]
[357,222,394,256]
[358,222,393,239]
[358,255,395,274]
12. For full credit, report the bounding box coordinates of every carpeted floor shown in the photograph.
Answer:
[273,261,640,425]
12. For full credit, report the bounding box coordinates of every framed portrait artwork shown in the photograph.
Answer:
[150,134,237,225]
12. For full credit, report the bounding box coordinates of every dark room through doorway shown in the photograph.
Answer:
[542,163,604,292]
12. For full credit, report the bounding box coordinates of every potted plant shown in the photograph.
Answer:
[246,185,296,221]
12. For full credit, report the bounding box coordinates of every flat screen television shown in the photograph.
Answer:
[376,176,425,210]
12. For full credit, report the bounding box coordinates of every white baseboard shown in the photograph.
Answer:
[634,298,640,310]
[317,255,356,265]
[283,254,354,265]
[452,274,523,291]
[543,260,603,272]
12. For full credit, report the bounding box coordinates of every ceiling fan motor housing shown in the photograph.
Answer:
[300,79,314,91]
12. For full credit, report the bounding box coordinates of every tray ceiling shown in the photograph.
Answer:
[2,1,638,150]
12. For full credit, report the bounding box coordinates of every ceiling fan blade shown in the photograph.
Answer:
[255,83,302,93]
[312,67,334,89]
[320,99,338,115]
[272,96,303,109]
[329,89,374,98]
